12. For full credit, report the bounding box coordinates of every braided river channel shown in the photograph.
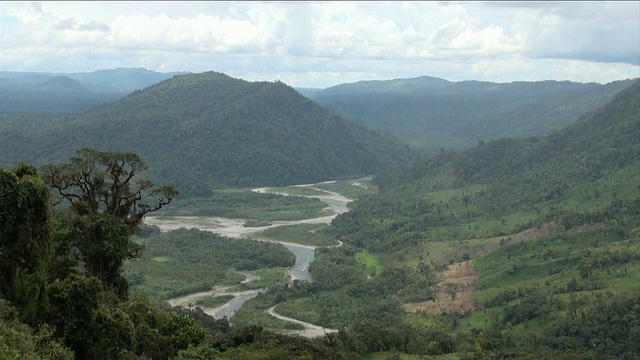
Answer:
[143,181,355,337]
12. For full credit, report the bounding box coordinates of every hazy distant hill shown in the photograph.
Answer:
[325,81,640,360]
[1,72,416,196]
[311,76,636,153]
[378,79,640,193]
[335,79,640,251]
[0,68,186,113]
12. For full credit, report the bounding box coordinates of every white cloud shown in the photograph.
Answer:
[0,1,638,87]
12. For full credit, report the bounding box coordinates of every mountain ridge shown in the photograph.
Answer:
[1,71,417,197]
[311,76,637,153]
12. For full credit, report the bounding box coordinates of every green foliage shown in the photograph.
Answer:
[313,77,636,154]
[194,295,235,308]
[0,163,51,281]
[1,72,416,197]
[355,251,384,276]
[173,344,220,359]
[124,228,295,299]
[162,312,209,353]
[225,268,290,292]
[0,163,51,324]
[244,220,273,227]
[42,148,178,231]
[0,300,73,360]
[334,81,640,256]
[44,274,104,357]
[40,149,179,298]
[253,224,340,247]
[155,189,329,221]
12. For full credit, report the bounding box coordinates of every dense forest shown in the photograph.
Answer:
[0,71,416,197]
[0,68,185,113]
[1,74,638,359]
[311,76,635,153]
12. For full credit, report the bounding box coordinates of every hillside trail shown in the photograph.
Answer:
[403,222,559,315]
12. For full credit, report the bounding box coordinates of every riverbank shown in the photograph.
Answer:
[147,180,357,337]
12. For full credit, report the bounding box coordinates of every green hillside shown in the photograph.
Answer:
[0,71,416,196]
[2,81,638,359]
[336,80,639,251]
[312,76,636,153]
[312,79,640,358]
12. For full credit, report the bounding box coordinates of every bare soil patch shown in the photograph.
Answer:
[404,260,479,315]
[403,222,561,315]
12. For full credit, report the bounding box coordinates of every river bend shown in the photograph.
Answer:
[144,181,356,336]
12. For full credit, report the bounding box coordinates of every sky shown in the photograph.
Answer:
[1,1,639,88]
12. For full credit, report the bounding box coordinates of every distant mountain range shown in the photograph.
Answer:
[336,79,640,252]
[309,76,637,153]
[0,71,416,196]
[0,68,187,113]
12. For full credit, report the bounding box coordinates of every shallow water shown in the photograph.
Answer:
[146,180,355,335]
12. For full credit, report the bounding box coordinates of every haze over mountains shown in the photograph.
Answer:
[310,76,635,153]
[1,64,639,359]
[0,71,415,196]
[0,68,186,113]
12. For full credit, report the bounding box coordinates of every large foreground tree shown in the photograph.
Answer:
[0,163,52,321]
[42,148,178,298]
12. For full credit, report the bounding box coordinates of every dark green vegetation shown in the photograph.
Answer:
[153,189,330,221]
[253,224,340,246]
[0,68,185,113]
[311,76,636,153]
[315,80,640,358]
[206,79,640,359]
[2,75,639,359]
[194,295,235,309]
[1,152,407,360]
[125,228,296,300]
[0,71,416,197]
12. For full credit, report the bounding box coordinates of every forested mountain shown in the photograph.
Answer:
[335,79,639,251]
[311,76,636,153]
[306,80,640,359]
[0,68,186,113]
[3,73,637,359]
[0,71,415,196]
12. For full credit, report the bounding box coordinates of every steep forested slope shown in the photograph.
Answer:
[311,76,636,153]
[1,72,415,196]
[335,79,640,252]
[313,80,640,360]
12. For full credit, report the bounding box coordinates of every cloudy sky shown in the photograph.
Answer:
[1,1,639,88]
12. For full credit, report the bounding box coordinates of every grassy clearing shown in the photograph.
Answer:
[153,189,330,221]
[265,186,328,197]
[355,250,384,276]
[459,226,640,333]
[251,224,340,246]
[194,295,235,308]
[124,228,295,300]
[314,178,376,199]
[151,256,172,262]
[226,268,290,292]
[243,219,272,227]
[231,293,304,331]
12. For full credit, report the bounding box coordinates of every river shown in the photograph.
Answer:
[144,180,356,336]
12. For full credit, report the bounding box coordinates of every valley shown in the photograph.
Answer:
[140,179,355,334]
[1,70,638,359]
